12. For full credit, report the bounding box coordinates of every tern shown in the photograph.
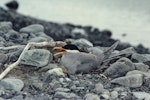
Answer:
[53,41,119,74]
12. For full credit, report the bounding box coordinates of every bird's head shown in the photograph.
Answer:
[53,44,80,56]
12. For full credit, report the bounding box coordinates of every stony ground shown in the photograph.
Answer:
[0,8,150,100]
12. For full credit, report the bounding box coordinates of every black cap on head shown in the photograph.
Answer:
[63,44,80,51]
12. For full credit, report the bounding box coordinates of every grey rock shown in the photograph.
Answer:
[35,32,54,41]
[111,74,143,88]
[134,63,149,72]
[71,28,88,38]
[101,91,110,100]
[126,70,150,77]
[104,57,135,78]
[54,92,81,99]
[0,22,12,35]
[0,78,24,91]
[84,93,100,100]
[66,38,93,48]
[110,91,118,99]
[4,30,20,41]
[46,68,65,77]
[94,83,104,94]
[20,49,51,67]
[55,88,70,92]
[28,36,51,42]
[19,24,44,33]
[132,53,150,63]
[0,53,8,63]
[132,92,150,100]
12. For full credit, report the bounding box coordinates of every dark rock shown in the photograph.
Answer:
[111,74,143,88]
[0,78,24,91]
[0,53,8,64]
[104,57,135,78]
[84,93,100,100]
[19,24,44,34]
[20,49,51,67]
[5,0,19,10]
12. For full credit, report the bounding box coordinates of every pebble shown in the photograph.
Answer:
[19,24,44,33]
[0,78,24,92]
[84,93,100,100]
[28,36,51,42]
[111,74,143,88]
[46,68,65,77]
[94,83,104,94]
[55,88,70,92]
[110,91,118,99]
[132,92,150,100]
[104,57,135,78]
[134,62,149,72]
[0,53,8,64]
[54,92,81,99]
[0,22,12,34]
[126,70,150,77]
[20,49,51,67]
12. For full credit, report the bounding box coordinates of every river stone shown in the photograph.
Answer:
[0,22,12,35]
[84,93,100,100]
[28,37,50,42]
[54,92,81,99]
[0,53,8,63]
[20,49,51,67]
[126,70,150,77]
[19,24,44,33]
[111,74,143,88]
[104,57,135,78]
[134,63,149,72]
[0,78,24,91]
[132,92,150,100]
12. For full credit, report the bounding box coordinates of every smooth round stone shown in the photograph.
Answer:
[95,83,104,94]
[110,91,118,99]
[28,37,50,42]
[20,49,51,67]
[0,78,24,91]
[19,24,44,33]
[46,68,65,77]
[0,53,8,64]
[0,22,12,34]
[84,93,100,100]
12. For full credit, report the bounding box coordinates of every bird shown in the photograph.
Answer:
[53,41,119,74]
[5,0,19,11]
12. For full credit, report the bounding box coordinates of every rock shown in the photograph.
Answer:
[20,49,51,67]
[94,83,104,94]
[134,63,149,72]
[84,93,100,100]
[0,53,8,64]
[35,32,54,41]
[132,53,150,63]
[101,91,110,100]
[28,36,51,42]
[71,28,88,38]
[126,70,150,77]
[110,91,118,99]
[0,78,24,91]
[5,0,19,10]
[55,88,70,92]
[66,38,93,48]
[0,22,12,35]
[54,92,81,99]
[19,24,44,33]
[104,57,135,78]
[111,74,143,88]
[46,68,65,77]
[132,92,150,100]
[4,30,21,43]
